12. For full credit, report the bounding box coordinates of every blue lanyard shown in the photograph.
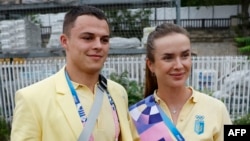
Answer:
[155,102,185,141]
[65,70,120,140]
[65,71,87,124]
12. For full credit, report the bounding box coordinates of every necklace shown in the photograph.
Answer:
[171,106,180,114]
[172,109,177,114]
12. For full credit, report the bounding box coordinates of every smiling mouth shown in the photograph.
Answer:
[171,73,184,76]
[88,55,103,61]
[89,54,102,57]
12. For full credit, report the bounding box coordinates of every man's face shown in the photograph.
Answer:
[61,15,110,74]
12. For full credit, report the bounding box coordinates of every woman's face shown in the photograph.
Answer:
[147,33,192,88]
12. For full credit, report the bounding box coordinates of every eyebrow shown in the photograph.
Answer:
[163,49,191,56]
[182,49,191,54]
[79,32,110,38]
[79,32,94,36]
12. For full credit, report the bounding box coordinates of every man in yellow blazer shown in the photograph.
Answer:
[11,5,139,141]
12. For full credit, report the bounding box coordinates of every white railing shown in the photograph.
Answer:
[104,55,146,83]
[188,56,250,120]
[0,55,250,122]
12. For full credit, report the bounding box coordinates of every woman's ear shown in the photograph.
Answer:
[146,58,154,73]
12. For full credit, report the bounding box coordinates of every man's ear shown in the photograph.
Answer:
[60,34,68,50]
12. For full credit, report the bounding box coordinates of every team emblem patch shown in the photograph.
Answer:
[194,115,204,135]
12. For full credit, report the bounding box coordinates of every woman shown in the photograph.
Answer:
[129,23,232,141]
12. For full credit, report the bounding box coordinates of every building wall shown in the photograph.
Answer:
[154,5,243,20]
[189,29,239,56]
[191,42,239,56]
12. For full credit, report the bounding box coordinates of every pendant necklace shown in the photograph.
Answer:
[172,109,177,114]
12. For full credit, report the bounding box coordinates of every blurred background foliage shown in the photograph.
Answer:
[109,71,143,106]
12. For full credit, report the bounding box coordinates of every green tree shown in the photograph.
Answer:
[0,115,10,141]
[109,71,143,106]
[239,0,250,36]
[28,14,42,26]
[105,8,152,39]
[234,36,250,55]
[233,113,250,125]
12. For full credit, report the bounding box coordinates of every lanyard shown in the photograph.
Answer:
[65,71,120,141]
[156,105,185,141]
[152,96,185,141]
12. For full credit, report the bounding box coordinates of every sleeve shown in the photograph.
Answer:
[214,102,232,141]
[128,115,140,141]
[118,83,140,141]
[10,90,41,141]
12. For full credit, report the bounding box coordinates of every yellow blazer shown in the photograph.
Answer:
[11,67,139,141]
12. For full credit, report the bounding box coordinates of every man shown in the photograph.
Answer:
[11,5,138,141]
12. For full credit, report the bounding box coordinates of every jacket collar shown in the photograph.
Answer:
[55,66,82,138]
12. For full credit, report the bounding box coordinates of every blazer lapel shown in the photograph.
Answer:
[55,68,82,139]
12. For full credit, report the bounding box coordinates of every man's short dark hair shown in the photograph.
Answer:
[63,5,109,36]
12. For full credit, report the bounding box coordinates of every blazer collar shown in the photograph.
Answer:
[55,66,82,138]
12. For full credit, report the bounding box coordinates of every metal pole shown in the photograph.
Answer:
[79,0,83,5]
[175,0,181,26]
